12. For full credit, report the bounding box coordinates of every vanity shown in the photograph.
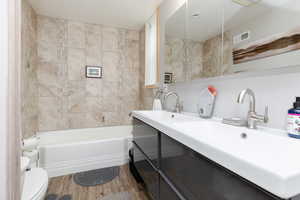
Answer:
[130,111,300,200]
[131,0,300,198]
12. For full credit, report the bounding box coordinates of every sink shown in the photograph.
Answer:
[172,120,290,161]
[173,120,252,139]
[137,111,199,123]
[172,120,288,143]
[172,121,257,153]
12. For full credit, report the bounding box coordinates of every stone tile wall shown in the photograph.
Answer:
[165,33,233,82]
[36,15,142,132]
[21,1,38,138]
[202,35,222,78]
[202,32,234,77]
[165,37,203,83]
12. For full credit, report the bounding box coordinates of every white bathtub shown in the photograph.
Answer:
[37,126,133,177]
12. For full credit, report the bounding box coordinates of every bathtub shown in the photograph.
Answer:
[37,126,133,178]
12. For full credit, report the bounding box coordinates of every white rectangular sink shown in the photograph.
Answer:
[136,110,199,123]
[132,110,300,199]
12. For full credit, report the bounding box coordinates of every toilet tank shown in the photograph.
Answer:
[20,157,30,193]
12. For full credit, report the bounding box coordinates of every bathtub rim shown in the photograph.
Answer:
[37,125,133,147]
[36,125,134,177]
[37,125,133,136]
[38,135,133,148]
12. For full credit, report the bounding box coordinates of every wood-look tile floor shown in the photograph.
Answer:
[46,165,150,200]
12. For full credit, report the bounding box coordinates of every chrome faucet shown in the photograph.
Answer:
[237,88,268,129]
[163,92,183,113]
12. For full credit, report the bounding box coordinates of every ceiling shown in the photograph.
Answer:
[27,0,163,30]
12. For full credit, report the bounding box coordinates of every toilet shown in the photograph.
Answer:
[21,156,48,200]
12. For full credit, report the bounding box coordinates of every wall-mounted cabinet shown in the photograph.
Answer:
[163,0,300,84]
[145,8,160,88]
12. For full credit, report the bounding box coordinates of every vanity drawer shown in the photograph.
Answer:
[133,144,159,200]
[161,134,205,200]
[132,118,159,167]
[160,176,182,200]
[160,134,278,200]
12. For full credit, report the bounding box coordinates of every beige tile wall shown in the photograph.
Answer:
[164,33,233,82]
[35,15,144,132]
[21,1,38,138]
[165,36,203,83]
[202,35,222,78]
[21,7,155,137]
[202,32,233,77]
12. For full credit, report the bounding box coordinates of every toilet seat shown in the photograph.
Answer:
[22,168,48,200]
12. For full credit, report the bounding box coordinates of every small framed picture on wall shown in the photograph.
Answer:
[86,66,103,78]
[164,72,173,84]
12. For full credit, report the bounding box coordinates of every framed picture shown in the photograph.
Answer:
[164,72,173,84]
[86,66,103,78]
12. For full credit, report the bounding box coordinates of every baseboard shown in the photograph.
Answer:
[40,153,130,178]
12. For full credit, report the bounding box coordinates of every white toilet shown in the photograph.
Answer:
[21,156,49,200]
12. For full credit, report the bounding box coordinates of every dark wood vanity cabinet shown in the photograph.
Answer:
[132,119,159,167]
[131,118,289,200]
[161,134,213,200]
[131,119,160,199]
[160,134,279,200]
[160,176,182,200]
[133,144,159,200]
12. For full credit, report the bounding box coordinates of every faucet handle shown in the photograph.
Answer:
[264,106,269,123]
[179,101,184,112]
[175,101,183,113]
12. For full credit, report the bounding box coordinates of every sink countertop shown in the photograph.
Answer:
[132,110,300,199]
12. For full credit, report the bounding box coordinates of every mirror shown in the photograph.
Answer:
[164,2,188,83]
[164,0,300,84]
[164,0,224,83]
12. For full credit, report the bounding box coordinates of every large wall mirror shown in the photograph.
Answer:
[164,0,300,84]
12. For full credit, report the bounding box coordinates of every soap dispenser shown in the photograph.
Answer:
[197,86,217,118]
[287,97,300,139]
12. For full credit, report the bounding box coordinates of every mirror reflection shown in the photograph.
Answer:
[165,0,223,83]
[224,0,300,73]
[164,0,300,84]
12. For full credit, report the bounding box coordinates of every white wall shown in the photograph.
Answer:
[169,71,300,130]
[0,0,9,198]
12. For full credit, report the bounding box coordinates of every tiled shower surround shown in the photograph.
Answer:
[21,1,39,138]
[22,3,154,138]
[37,16,141,131]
